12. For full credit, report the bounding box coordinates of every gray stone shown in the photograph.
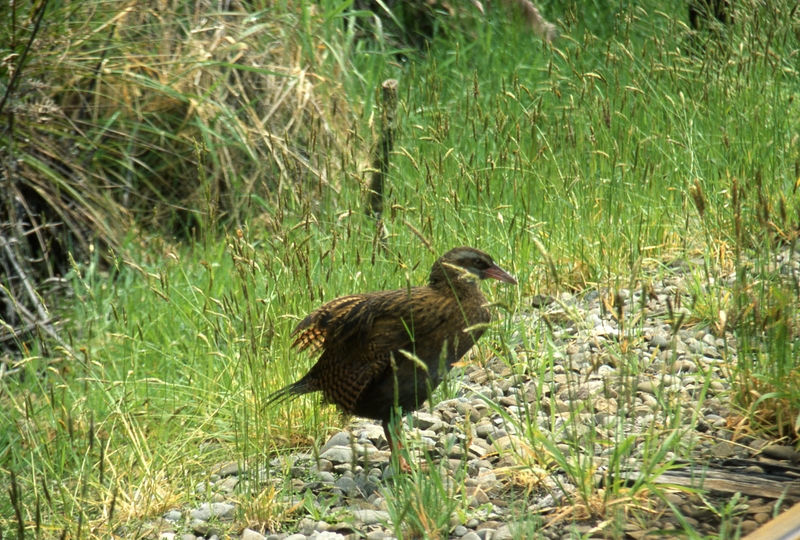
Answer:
[475,426,494,439]
[317,471,336,483]
[466,487,489,508]
[461,533,481,540]
[740,520,759,535]
[650,334,670,349]
[670,359,697,373]
[313,532,344,540]
[215,462,239,477]
[453,525,469,536]
[476,470,497,488]
[190,519,209,536]
[455,402,475,417]
[334,476,357,496]
[242,529,266,540]
[215,476,238,493]
[321,432,352,454]
[636,381,656,394]
[470,407,488,422]
[414,412,445,432]
[687,339,704,354]
[190,502,235,521]
[450,512,462,528]
[352,509,390,525]
[320,446,353,464]
[315,459,333,473]
[492,526,512,540]
[298,518,317,536]
[762,444,800,461]
[468,443,489,458]
[164,510,182,522]
[284,535,306,540]
[475,530,492,540]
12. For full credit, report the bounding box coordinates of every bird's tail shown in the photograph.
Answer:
[264,377,316,409]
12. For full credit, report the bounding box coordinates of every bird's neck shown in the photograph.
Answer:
[429,274,482,299]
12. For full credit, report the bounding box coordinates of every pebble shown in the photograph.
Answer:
[216,463,240,477]
[321,432,352,452]
[190,519,209,536]
[321,446,353,464]
[352,510,390,525]
[761,445,800,461]
[710,442,738,458]
[740,521,759,535]
[241,530,266,540]
[164,510,182,522]
[334,476,357,496]
[313,533,345,540]
[650,334,670,349]
[493,525,513,540]
[297,518,318,536]
[190,502,235,521]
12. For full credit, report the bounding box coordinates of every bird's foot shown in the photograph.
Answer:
[396,454,430,473]
[398,455,413,474]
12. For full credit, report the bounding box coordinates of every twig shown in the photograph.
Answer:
[0,234,76,357]
[0,364,22,380]
[0,317,56,343]
[404,221,434,254]
[0,0,51,116]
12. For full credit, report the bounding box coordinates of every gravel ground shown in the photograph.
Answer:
[140,251,800,540]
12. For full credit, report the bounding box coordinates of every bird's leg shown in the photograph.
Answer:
[383,419,412,473]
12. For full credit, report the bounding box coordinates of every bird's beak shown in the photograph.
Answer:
[485,264,518,285]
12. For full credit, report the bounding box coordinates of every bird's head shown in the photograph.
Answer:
[430,247,518,286]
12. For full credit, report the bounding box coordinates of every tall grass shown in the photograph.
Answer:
[1,0,799,537]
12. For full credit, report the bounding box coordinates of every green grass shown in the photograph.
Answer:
[2,0,800,537]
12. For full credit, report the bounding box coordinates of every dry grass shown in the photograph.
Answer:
[1,0,357,366]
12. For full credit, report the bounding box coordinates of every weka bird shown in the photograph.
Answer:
[267,247,517,468]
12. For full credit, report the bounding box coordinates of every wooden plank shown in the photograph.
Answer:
[623,469,800,499]
[743,502,800,540]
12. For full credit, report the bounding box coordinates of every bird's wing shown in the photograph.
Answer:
[365,287,468,353]
[291,294,375,354]
[292,286,480,360]
[321,350,393,413]
[291,286,462,352]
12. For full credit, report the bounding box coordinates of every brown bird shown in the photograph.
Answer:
[267,246,517,469]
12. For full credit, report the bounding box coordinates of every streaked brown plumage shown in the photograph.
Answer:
[268,246,517,468]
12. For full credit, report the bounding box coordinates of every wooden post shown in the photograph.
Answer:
[367,79,398,219]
